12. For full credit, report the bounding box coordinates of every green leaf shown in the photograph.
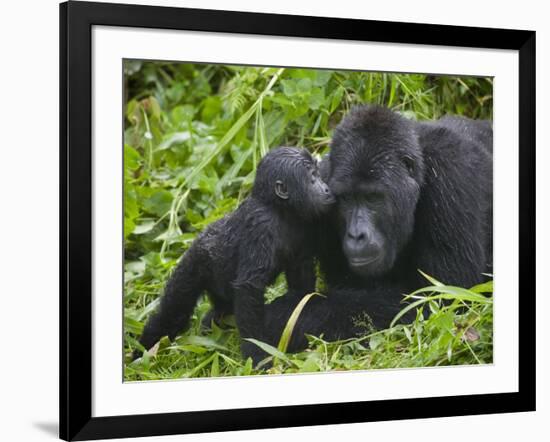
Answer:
[158,132,191,150]
[281,79,298,96]
[369,334,384,351]
[418,270,444,286]
[201,96,222,123]
[124,217,136,239]
[278,292,322,353]
[407,285,492,303]
[183,354,217,378]
[124,183,139,239]
[330,86,345,113]
[137,298,160,321]
[297,78,312,93]
[269,95,294,107]
[124,316,144,335]
[177,336,229,351]
[133,221,155,235]
[403,326,413,343]
[308,88,325,110]
[143,190,174,217]
[314,70,332,86]
[153,226,181,243]
[171,104,195,123]
[299,352,322,372]
[245,338,291,363]
[148,96,161,120]
[242,357,253,376]
[124,144,141,170]
[210,353,219,377]
[470,280,493,294]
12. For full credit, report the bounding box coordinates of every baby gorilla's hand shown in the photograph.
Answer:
[200,309,232,330]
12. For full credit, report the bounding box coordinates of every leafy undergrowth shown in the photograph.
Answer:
[123,62,493,380]
[125,275,493,380]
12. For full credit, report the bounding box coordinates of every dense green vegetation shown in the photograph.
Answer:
[123,61,493,380]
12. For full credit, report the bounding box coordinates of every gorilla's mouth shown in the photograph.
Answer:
[321,194,336,205]
[348,255,380,267]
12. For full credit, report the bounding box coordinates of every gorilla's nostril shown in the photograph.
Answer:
[347,231,366,242]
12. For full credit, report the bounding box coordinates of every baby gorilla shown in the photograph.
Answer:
[137,147,334,364]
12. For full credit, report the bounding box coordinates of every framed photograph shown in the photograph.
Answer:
[60,1,536,440]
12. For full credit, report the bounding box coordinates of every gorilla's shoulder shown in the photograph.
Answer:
[416,117,492,160]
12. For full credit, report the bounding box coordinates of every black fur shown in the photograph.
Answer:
[137,147,334,363]
[265,105,493,351]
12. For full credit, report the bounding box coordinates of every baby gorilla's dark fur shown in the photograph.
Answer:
[137,147,334,363]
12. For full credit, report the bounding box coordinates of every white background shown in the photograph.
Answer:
[0,0,547,440]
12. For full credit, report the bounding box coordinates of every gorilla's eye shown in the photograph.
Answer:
[311,169,321,182]
[403,156,415,174]
[365,192,384,203]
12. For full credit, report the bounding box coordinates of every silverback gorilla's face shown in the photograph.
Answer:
[327,106,425,278]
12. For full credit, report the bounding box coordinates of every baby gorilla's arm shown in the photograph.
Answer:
[231,236,278,365]
[232,280,268,364]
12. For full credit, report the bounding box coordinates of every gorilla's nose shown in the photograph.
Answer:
[344,230,381,267]
[344,230,371,257]
[323,185,336,203]
[347,230,367,242]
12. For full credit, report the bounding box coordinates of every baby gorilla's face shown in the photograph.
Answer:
[253,147,335,219]
[303,159,336,215]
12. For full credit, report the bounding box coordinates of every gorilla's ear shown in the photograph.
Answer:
[275,180,289,200]
[402,155,415,175]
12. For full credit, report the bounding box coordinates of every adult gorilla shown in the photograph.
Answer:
[265,105,492,350]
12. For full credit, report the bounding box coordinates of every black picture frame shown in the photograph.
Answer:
[60,1,536,440]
